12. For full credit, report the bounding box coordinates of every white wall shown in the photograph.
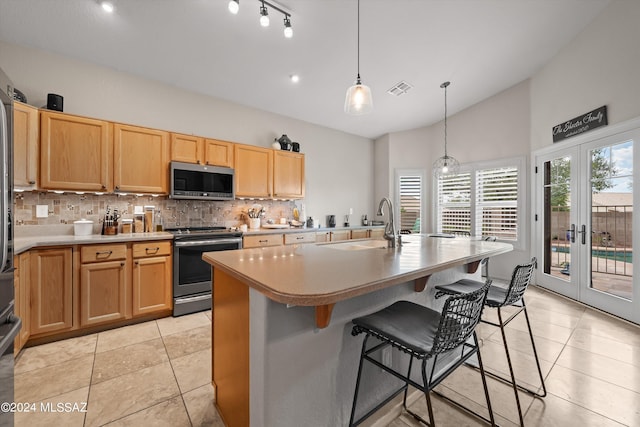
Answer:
[381,81,531,279]
[530,1,640,151]
[0,41,374,225]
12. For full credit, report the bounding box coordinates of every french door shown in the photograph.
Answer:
[534,124,638,324]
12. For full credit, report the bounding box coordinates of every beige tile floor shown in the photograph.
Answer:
[14,311,223,427]
[13,284,640,426]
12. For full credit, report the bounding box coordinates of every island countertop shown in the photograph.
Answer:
[204,234,513,426]
[202,234,513,307]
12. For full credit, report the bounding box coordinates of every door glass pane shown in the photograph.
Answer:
[589,141,633,300]
[543,156,572,281]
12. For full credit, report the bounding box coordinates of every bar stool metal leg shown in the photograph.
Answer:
[498,307,525,427]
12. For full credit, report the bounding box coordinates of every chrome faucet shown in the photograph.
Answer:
[377,197,401,248]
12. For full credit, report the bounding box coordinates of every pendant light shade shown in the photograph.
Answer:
[433,81,460,178]
[345,0,373,115]
[345,76,373,115]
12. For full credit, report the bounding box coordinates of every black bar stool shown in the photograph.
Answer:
[349,282,495,426]
[434,257,545,426]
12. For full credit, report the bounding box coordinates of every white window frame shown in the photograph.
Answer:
[432,156,527,250]
[395,169,426,234]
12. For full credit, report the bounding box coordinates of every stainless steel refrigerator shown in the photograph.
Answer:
[0,66,21,427]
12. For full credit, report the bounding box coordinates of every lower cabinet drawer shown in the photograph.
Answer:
[243,234,283,248]
[284,232,316,245]
[81,243,127,262]
[132,241,172,258]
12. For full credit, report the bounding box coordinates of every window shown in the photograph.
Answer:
[437,172,471,234]
[476,166,518,239]
[435,158,524,243]
[396,170,425,233]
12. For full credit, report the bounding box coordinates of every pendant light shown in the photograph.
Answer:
[433,81,460,178]
[344,0,373,115]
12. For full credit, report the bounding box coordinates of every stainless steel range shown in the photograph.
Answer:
[167,226,243,316]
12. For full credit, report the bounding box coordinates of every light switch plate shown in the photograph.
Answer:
[36,205,49,218]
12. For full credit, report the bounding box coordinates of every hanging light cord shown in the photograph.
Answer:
[442,81,449,157]
[356,0,361,83]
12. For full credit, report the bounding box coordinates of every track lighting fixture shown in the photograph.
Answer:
[283,16,293,38]
[227,0,292,38]
[228,0,239,14]
[259,2,269,27]
[99,1,114,13]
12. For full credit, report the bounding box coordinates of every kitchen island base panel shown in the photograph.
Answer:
[212,265,477,427]
[212,269,249,427]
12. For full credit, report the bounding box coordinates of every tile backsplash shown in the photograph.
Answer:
[15,192,296,231]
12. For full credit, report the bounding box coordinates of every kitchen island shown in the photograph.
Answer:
[203,234,512,427]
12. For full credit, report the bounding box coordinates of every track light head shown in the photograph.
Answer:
[283,16,293,38]
[259,4,270,27]
[228,0,239,14]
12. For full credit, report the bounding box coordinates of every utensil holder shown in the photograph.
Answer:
[104,224,118,235]
[249,218,261,229]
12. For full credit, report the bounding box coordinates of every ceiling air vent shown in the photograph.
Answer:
[387,80,413,96]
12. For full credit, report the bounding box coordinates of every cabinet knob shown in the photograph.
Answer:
[197,160,201,164]
[120,262,125,267]
[29,180,35,185]
[135,261,139,265]
[101,184,107,190]
[115,185,120,190]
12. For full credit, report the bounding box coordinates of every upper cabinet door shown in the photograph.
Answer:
[234,144,272,198]
[40,111,112,192]
[204,138,234,167]
[273,151,305,199]
[170,133,203,164]
[113,124,169,194]
[13,101,39,190]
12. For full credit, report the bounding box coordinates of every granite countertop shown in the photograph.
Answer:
[203,234,513,306]
[14,232,174,255]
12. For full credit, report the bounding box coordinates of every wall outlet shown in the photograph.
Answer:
[36,205,49,218]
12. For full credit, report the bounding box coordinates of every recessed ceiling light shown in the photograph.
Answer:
[290,74,300,83]
[100,1,114,13]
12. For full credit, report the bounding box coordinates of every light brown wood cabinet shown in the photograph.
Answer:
[316,231,330,243]
[13,101,39,190]
[273,151,305,199]
[79,244,129,327]
[132,241,172,316]
[29,247,74,335]
[370,229,385,239]
[351,229,370,239]
[330,230,351,241]
[243,234,283,248]
[114,124,169,194]
[171,134,234,167]
[204,138,234,167]
[40,111,112,192]
[170,133,202,164]
[284,232,316,245]
[234,144,273,198]
[13,252,30,354]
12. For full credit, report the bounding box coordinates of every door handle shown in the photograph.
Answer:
[576,224,587,245]
[567,224,576,243]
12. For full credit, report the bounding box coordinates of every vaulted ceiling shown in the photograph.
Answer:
[0,0,611,139]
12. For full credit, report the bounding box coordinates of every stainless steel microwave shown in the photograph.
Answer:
[169,161,235,201]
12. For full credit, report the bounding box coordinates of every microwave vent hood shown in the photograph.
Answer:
[170,161,235,201]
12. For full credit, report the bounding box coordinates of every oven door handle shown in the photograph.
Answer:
[174,238,243,247]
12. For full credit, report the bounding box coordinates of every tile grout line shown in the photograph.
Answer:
[157,318,196,427]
